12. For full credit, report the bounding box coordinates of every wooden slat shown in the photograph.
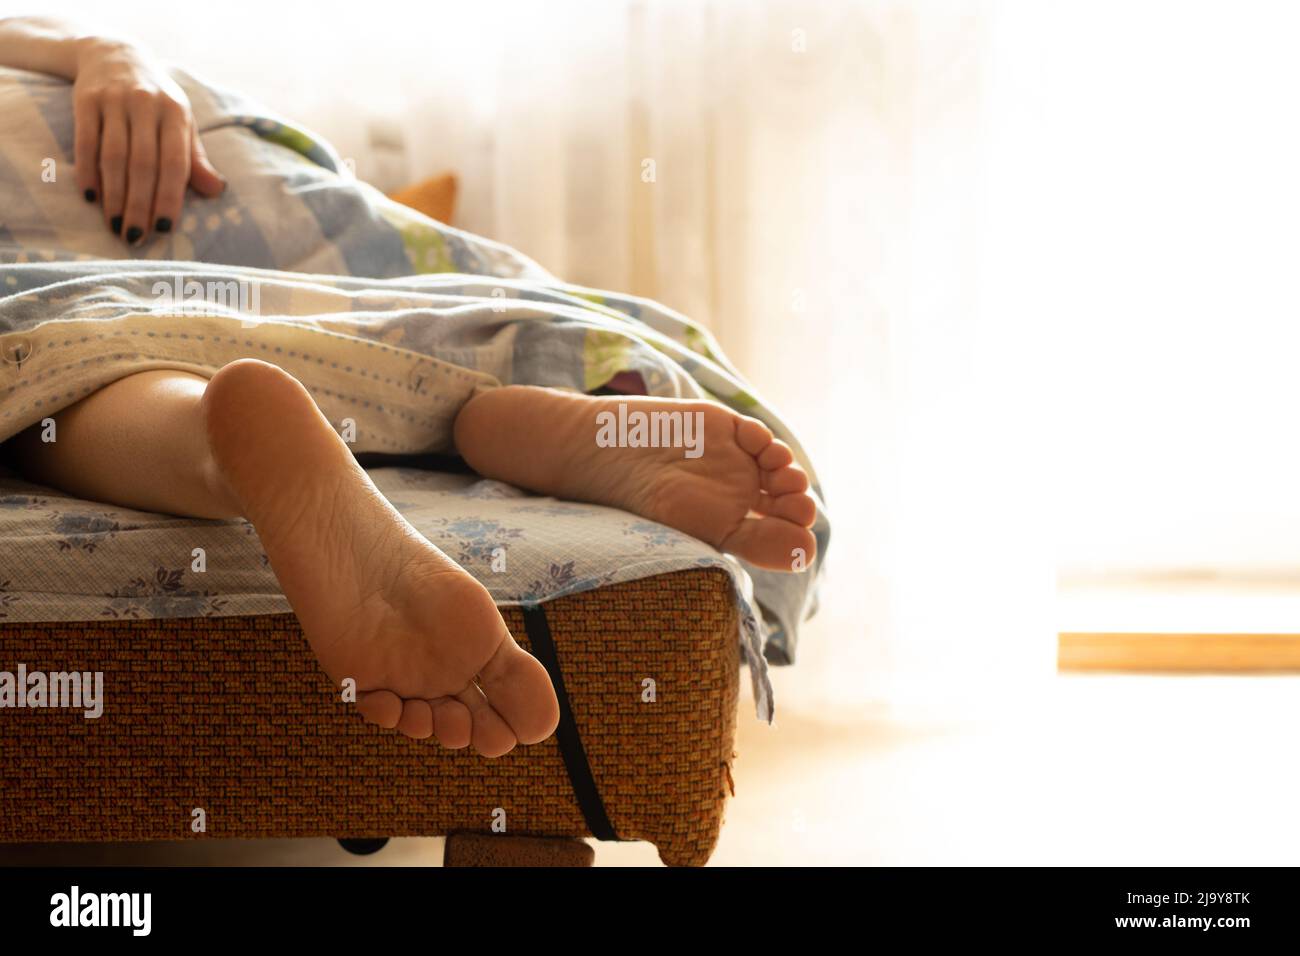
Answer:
[1059,632,1300,672]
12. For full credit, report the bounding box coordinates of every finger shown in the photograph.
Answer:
[151,108,189,235]
[98,98,129,236]
[122,92,161,245]
[188,128,226,198]
[73,97,102,203]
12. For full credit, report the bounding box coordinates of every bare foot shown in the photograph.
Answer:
[202,360,559,755]
[453,386,818,571]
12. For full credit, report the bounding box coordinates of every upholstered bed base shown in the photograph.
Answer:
[0,568,740,866]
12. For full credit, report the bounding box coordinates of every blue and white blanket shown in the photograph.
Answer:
[0,66,830,719]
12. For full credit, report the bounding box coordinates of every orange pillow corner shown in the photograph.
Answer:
[388,172,459,225]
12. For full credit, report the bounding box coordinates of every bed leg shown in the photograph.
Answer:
[443,833,594,867]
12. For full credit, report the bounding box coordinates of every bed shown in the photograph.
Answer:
[0,466,742,866]
[0,63,826,867]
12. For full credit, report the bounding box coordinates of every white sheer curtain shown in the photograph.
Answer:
[1039,0,1300,577]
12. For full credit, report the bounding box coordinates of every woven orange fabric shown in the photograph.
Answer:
[0,569,739,866]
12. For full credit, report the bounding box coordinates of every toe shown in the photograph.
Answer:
[430,698,473,749]
[757,491,818,527]
[357,690,403,729]
[455,683,519,758]
[762,464,810,496]
[396,699,434,739]
[476,639,560,746]
[757,439,795,470]
[734,416,775,456]
[721,516,817,571]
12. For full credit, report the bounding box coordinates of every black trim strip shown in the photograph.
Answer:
[521,604,620,842]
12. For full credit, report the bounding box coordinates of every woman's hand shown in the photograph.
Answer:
[72,38,225,244]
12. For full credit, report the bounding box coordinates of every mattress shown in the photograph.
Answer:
[0,462,743,623]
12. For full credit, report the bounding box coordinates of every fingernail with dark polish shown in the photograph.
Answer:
[125,226,143,245]
[110,216,122,235]
[84,188,96,202]
[155,218,172,234]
